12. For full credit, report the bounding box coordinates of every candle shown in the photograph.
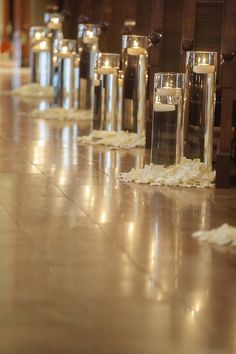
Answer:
[94,78,100,86]
[193,64,215,74]
[83,31,97,44]
[127,39,146,56]
[32,40,49,52]
[97,59,116,75]
[154,102,176,112]
[157,87,181,97]
[97,66,116,75]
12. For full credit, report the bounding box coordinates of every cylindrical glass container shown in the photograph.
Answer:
[29,26,51,86]
[54,39,76,109]
[117,70,124,131]
[121,35,148,133]
[93,53,120,131]
[184,51,217,170]
[45,12,64,86]
[77,23,100,110]
[151,73,185,165]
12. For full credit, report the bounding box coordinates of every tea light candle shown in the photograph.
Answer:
[83,31,97,44]
[32,40,49,53]
[94,78,100,86]
[154,102,176,112]
[97,60,116,75]
[57,46,73,58]
[157,87,181,97]
[193,64,215,74]
[127,39,146,56]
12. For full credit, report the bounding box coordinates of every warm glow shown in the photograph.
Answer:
[61,46,68,53]
[51,16,59,24]
[39,41,47,50]
[87,30,94,38]
[35,32,41,40]
[133,40,139,48]
[104,59,110,67]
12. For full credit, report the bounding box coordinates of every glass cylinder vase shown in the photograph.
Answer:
[45,12,64,86]
[184,51,217,171]
[54,39,76,109]
[29,26,51,86]
[93,53,120,131]
[77,23,100,110]
[151,73,185,165]
[121,35,148,133]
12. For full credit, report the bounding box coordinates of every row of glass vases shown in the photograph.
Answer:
[29,21,217,171]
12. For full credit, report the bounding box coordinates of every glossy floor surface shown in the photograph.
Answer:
[0,64,236,354]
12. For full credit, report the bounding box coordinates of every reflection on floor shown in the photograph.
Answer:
[0,64,236,354]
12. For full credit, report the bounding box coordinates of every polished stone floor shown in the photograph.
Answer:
[0,65,236,354]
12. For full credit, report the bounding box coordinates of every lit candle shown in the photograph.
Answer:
[154,102,176,112]
[32,40,49,53]
[83,30,97,44]
[47,17,61,30]
[97,60,116,75]
[127,39,146,56]
[157,87,181,97]
[57,45,73,58]
[193,57,215,74]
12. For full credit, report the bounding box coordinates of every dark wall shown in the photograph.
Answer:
[62,0,224,72]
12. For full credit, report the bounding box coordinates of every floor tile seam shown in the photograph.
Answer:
[0,199,35,246]
[52,182,155,281]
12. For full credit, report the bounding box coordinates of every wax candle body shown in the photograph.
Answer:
[97,66,116,75]
[154,103,176,112]
[193,64,215,74]
[127,47,146,56]
[157,87,181,97]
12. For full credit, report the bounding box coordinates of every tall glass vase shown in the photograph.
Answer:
[121,35,148,133]
[151,73,185,165]
[54,39,76,109]
[29,27,51,87]
[184,51,217,170]
[77,23,100,110]
[93,53,120,131]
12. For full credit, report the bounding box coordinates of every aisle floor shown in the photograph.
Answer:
[0,66,236,354]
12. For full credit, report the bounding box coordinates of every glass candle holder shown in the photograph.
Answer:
[184,51,217,171]
[29,26,51,86]
[77,23,100,110]
[121,35,148,133]
[54,39,76,109]
[45,13,64,86]
[151,73,185,165]
[93,53,120,131]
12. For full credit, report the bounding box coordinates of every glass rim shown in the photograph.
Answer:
[122,34,148,40]
[30,26,48,31]
[99,52,120,57]
[186,50,218,55]
[154,72,185,76]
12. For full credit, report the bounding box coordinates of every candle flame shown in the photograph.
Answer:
[61,46,68,53]
[133,39,139,48]
[39,41,47,50]
[87,30,94,38]
[104,59,110,67]
[51,16,59,24]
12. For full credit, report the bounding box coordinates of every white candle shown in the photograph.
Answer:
[154,103,176,112]
[32,41,49,52]
[127,47,146,56]
[157,87,181,97]
[47,22,61,30]
[94,79,100,87]
[97,66,116,75]
[118,78,123,86]
[193,64,215,74]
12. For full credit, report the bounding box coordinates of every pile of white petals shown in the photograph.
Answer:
[78,130,145,149]
[119,158,215,188]
[11,83,54,98]
[192,224,236,246]
[32,107,93,121]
